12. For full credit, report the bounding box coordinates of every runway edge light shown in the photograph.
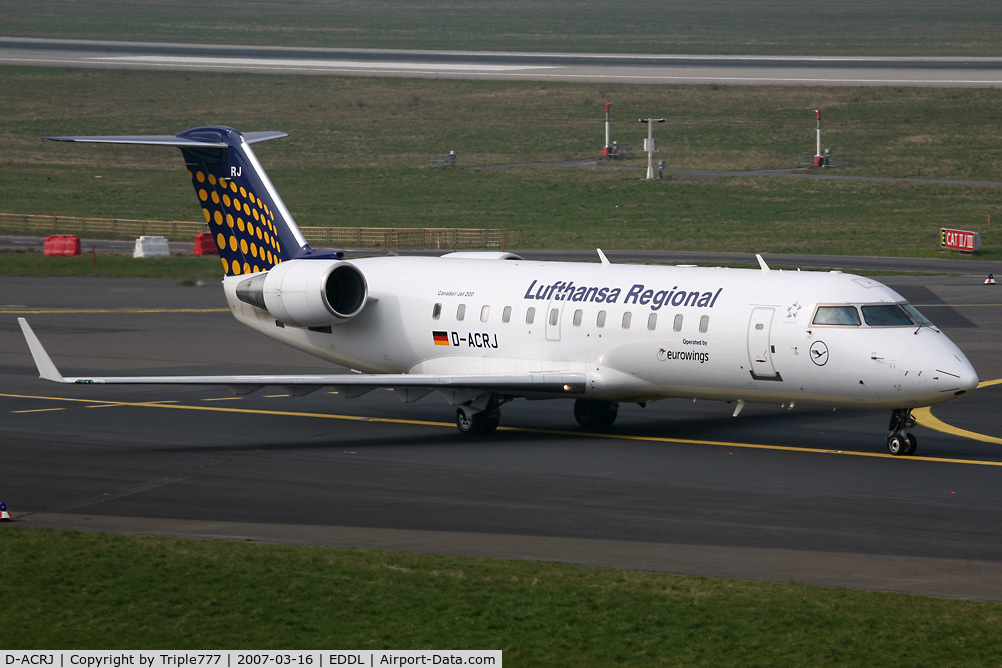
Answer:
[0,502,11,522]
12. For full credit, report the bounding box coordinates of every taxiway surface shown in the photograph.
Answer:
[2,267,1001,600]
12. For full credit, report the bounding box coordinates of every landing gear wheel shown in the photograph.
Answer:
[455,395,502,435]
[573,399,619,429]
[456,407,484,434]
[887,433,908,456]
[887,408,918,456]
[481,411,500,433]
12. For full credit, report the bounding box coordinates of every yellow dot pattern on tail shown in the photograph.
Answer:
[190,167,284,276]
[43,126,328,278]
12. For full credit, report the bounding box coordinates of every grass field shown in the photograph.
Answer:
[2,68,1000,262]
[5,0,1002,57]
[0,249,221,280]
[2,527,1001,665]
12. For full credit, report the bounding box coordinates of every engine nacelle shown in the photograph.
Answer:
[236,259,367,326]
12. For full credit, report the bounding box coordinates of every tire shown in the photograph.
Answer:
[481,411,500,433]
[574,400,619,429]
[904,433,917,456]
[887,433,907,456]
[456,408,483,434]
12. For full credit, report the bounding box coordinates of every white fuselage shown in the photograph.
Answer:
[223,256,979,411]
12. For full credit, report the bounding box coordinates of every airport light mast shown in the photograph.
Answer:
[639,117,666,180]
[813,109,824,166]
[603,102,613,158]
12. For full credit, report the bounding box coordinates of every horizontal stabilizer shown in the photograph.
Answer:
[42,131,288,148]
[43,134,229,147]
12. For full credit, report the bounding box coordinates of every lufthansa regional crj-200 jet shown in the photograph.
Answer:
[19,126,979,455]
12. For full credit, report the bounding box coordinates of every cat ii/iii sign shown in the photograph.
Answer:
[941,228,981,252]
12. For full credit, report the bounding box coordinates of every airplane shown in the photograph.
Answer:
[19,126,980,456]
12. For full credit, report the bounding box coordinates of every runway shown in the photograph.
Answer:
[4,37,1002,87]
[2,267,1001,600]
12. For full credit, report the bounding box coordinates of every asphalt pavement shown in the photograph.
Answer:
[2,271,1000,600]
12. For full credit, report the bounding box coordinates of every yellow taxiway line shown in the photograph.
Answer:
[913,379,1002,446]
[3,388,1001,467]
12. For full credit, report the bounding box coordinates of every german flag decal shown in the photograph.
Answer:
[432,331,450,346]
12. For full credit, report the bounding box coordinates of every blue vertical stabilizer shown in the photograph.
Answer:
[45,127,340,276]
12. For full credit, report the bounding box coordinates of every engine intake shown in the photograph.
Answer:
[236,259,367,326]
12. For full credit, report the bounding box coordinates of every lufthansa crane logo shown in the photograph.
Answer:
[810,341,830,366]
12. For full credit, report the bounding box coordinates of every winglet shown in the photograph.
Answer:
[18,318,67,382]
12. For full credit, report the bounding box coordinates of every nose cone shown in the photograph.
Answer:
[931,352,980,395]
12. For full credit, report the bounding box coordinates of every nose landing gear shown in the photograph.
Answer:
[887,408,917,456]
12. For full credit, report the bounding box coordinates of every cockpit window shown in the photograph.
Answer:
[861,304,913,326]
[812,302,932,328]
[902,303,931,325]
[812,305,861,326]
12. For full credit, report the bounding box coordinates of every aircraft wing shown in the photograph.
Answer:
[18,319,586,397]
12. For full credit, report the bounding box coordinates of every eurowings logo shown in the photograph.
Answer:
[658,348,710,363]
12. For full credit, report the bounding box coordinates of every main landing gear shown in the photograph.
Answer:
[573,399,619,429]
[887,408,918,456]
[455,395,503,435]
[454,396,622,434]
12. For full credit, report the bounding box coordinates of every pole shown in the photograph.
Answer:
[639,118,666,180]
[814,109,822,157]
[647,120,655,179]
[604,102,613,150]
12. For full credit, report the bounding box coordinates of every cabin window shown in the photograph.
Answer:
[699,315,709,333]
[481,305,490,322]
[526,307,536,324]
[862,304,912,327]
[596,310,607,327]
[502,306,512,323]
[647,313,658,331]
[432,303,442,320]
[812,305,861,326]
[457,304,466,321]
[549,308,559,326]
[673,314,683,332]
[622,312,632,329]
[573,309,583,326]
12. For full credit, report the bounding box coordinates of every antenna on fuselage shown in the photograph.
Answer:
[756,254,771,271]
